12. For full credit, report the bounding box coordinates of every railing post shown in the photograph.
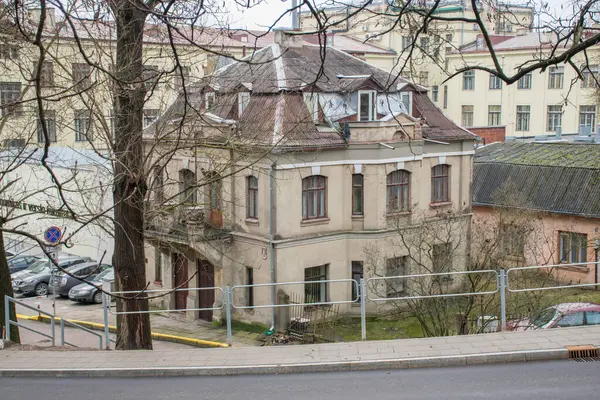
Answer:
[60,318,65,346]
[4,295,10,340]
[499,269,507,331]
[360,279,367,341]
[50,314,55,346]
[225,286,233,347]
[102,281,111,350]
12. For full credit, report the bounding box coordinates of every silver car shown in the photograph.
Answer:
[69,267,114,304]
[12,255,91,296]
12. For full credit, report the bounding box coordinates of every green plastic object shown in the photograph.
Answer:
[265,329,275,336]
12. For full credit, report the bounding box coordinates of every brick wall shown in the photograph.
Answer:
[468,126,506,145]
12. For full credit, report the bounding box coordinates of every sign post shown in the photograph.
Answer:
[43,226,62,316]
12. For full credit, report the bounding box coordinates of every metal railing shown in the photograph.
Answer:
[60,318,103,350]
[4,295,55,346]
[507,262,600,292]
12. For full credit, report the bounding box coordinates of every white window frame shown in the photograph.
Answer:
[357,90,376,121]
[399,91,412,115]
[516,105,530,131]
[547,105,563,132]
[518,73,532,89]
[238,92,251,117]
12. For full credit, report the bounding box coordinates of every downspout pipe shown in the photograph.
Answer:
[269,162,276,331]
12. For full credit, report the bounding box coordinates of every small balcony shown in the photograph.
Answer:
[146,203,228,243]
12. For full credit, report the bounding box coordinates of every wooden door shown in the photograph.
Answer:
[173,253,188,310]
[197,260,215,322]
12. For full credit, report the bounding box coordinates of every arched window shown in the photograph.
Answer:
[302,175,326,219]
[247,176,258,219]
[387,170,410,213]
[179,169,196,204]
[431,164,450,203]
[352,174,364,216]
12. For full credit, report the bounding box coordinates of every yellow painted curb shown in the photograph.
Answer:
[16,314,228,348]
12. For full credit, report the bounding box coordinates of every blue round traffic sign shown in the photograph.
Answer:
[44,226,62,244]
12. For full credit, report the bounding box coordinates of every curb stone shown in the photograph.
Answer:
[0,348,571,377]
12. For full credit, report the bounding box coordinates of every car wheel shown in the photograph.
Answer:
[34,283,49,296]
[93,291,103,304]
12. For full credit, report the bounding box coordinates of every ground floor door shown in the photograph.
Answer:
[173,253,188,310]
[197,259,215,322]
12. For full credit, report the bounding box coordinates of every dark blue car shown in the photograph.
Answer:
[8,255,40,274]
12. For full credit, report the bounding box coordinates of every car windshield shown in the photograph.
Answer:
[26,260,50,274]
[96,268,114,281]
[532,308,556,328]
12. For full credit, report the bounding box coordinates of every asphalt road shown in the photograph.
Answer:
[1,360,599,399]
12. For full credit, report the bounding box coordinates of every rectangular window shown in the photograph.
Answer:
[548,66,564,89]
[351,261,363,301]
[431,86,439,102]
[581,66,599,88]
[488,105,501,126]
[463,71,475,90]
[431,164,450,203]
[247,267,254,307]
[143,109,159,128]
[154,248,162,283]
[400,91,412,115]
[386,256,408,297]
[559,232,587,264]
[0,43,19,59]
[420,37,429,53]
[37,110,57,143]
[518,73,532,89]
[305,265,328,304]
[74,109,92,142]
[419,71,428,87]
[500,223,525,258]
[579,105,596,133]
[489,74,502,89]
[402,36,411,50]
[302,176,326,219]
[247,176,258,219]
[432,242,453,278]
[238,92,251,117]
[358,90,375,121]
[0,82,22,117]
[443,85,448,109]
[72,63,91,89]
[516,105,530,131]
[174,66,190,90]
[445,34,453,43]
[352,174,363,216]
[547,105,562,132]
[461,105,474,127]
[35,61,54,86]
[142,64,160,90]
[387,170,410,213]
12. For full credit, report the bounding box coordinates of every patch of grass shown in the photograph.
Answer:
[211,319,269,335]
[335,315,424,342]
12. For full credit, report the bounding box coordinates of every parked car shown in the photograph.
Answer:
[49,262,111,298]
[507,302,600,331]
[5,250,15,258]
[69,267,115,304]
[7,255,40,274]
[11,255,92,297]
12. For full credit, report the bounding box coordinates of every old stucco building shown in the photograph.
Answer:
[143,32,477,325]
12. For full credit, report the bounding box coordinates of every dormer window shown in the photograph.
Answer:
[205,92,215,111]
[238,92,250,116]
[358,90,376,121]
[400,91,412,116]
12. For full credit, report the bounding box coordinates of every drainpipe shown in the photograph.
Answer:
[269,163,277,331]
[291,0,299,30]
[594,239,599,290]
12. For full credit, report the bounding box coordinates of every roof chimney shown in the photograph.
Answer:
[274,30,304,48]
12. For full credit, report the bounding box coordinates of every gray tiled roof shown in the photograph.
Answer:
[473,142,600,217]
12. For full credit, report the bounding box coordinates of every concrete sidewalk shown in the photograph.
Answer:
[1,325,599,377]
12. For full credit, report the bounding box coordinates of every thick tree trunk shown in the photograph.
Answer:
[0,225,20,343]
[113,3,152,350]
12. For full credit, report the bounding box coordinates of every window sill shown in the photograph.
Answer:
[386,211,411,218]
[301,217,330,226]
[153,281,163,287]
[351,215,364,220]
[556,264,590,273]
[245,218,259,226]
[429,201,452,209]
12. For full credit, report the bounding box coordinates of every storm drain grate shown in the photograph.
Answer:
[566,345,599,360]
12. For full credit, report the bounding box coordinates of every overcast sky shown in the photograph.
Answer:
[221,0,571,30]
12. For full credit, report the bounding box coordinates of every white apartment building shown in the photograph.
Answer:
[444,33,600,138]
